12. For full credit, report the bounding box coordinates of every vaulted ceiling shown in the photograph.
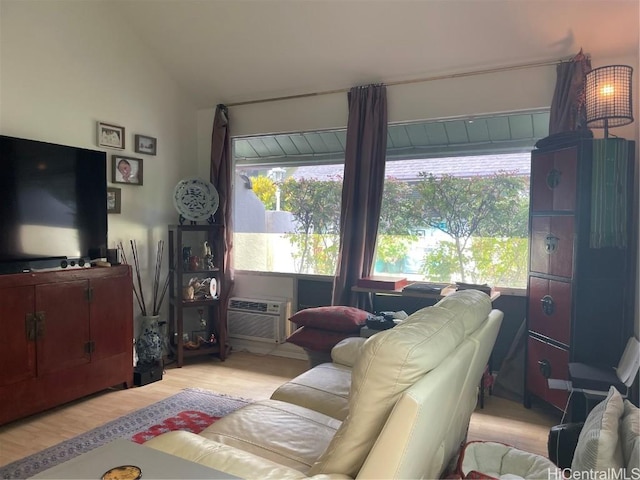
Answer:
[115,0,639,108]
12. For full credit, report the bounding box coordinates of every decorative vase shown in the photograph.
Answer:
[136,315,162,367]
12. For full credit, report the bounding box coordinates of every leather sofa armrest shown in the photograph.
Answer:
[548,422,584,469]
[145,431,351,480]
[331,337,366,367]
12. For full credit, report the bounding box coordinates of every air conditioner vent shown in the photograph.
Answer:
[227,297,291,343]
[229,299,268,312]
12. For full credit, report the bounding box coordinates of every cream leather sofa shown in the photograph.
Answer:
[145,290,503,479]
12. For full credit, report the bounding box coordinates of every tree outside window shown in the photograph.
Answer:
[237,155,529,288]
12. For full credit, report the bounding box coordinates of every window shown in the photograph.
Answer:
[375,155,530,288]
[232,110,547,288]
[233,161,343,275]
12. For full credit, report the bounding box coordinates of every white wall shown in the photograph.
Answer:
[0,1,198,326]
[197,53,640,338]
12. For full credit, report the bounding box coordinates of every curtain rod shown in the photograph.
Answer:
[225,56,571,108]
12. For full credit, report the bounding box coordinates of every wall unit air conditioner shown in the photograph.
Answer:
[227,297,291,343]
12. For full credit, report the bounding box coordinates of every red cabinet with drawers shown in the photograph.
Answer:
[525,138,636,412]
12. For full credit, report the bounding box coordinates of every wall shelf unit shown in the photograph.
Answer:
[167,224,228,367]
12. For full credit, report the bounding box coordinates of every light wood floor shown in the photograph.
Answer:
[0,352,561,468]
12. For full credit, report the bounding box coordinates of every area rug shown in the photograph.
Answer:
[0,388,249,480]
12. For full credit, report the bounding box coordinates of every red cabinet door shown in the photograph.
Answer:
[528,276,571,345]
[36,281,91,375]
[530,216,575,278]
[90,274,133,362]
[531,147,577,213]
[527,336,569,411]
[0,286,36,386]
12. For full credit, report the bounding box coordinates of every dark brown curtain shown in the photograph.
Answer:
[549,49,591,134]
[331,84,387,308]
[210,104,234,344]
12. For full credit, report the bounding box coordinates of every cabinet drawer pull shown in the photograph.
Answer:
[25,313,36,341]
[544,235,559,254]
[35,311,45,339]
[546,169,561,189]
[540,295,555,315]
[537,359,552,379]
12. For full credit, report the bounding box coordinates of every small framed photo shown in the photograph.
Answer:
[112,155,143,185]
[106,187,121,214]
[134,134,157,155]
[97,122,125,149]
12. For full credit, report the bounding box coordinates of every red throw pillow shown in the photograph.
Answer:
[286,326,354,352]
[289,306,369,333]
[465,471,498,480]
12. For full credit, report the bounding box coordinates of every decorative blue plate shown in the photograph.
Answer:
[173,178,219,222]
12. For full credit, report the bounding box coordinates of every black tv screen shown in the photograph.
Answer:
[0,135,107,271]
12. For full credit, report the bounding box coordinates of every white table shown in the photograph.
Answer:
[30,439,238,479]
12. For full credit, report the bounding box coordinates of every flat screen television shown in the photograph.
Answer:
[0,135,107,273]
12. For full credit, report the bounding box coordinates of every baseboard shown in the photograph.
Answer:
[229,338,308,361]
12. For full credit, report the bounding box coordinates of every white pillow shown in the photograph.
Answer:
[620,399,639,470]
[571,386,625,473]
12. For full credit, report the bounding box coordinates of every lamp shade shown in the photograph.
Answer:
[585,65,634,131]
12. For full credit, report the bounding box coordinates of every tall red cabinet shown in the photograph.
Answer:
[525,137,637,412]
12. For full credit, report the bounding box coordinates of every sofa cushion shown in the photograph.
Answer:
[310,301,467,477]
[435,289,492,335]
[286,326,354,352]
[290,306,369,333]
[200,399,341,473]
[620,399,639,470]
[331,337,366,367]
[145,431,337,480]
[271,363,352,420]
[571,386,625,473]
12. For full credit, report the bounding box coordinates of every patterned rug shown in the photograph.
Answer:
[0,388,249,479]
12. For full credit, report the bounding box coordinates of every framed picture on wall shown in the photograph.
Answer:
[97,122,125,149]
[112,155,143,185]
[107,187,121,214]
[134,134,157,155]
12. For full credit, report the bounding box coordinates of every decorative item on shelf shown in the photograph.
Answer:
[184,332,217,350]
[182,246,192,270]
[183,339,200,350]
[198,308,206,328]
[173,177,219,225]
[585,65,634,138]
[189,255,200,271]
[184,277,217,301]
[182,284,194,300]
[209,277,217,297]
[202,240,215,270]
